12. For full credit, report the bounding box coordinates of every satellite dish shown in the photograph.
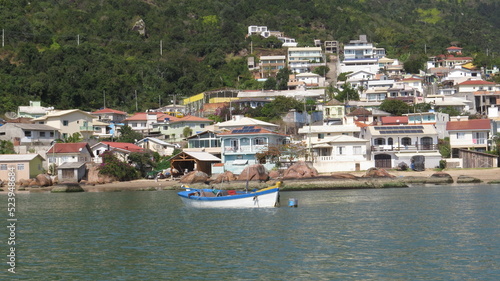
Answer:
[4,112,17,119]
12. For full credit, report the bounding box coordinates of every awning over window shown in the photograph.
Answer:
[233,159,248,165]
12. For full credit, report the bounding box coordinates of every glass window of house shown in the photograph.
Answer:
[457,132,465,139]
[0,164,7,170]
[25,131,32,137]
[253,138,266,145]
[63,120,69,126]
[40,132,46,137]
[17,164,25,170]
[353,146,362,155]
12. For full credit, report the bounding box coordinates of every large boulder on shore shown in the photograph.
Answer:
[36,174,52,186]
[430,172,453,183]
[282,161,319,179]
[269,169,282,180]
[238,164,269,182]
[180,171,210,184]
[362,167,395,178]
[212,171,237,184]
[456,175,482,184]
[51,183,85,193]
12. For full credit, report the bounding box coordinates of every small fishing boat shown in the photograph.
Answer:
[178,181,281,208]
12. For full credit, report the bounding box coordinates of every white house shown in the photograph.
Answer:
[135,137,176,156]
[361,124,441,169]
[311,135,373,173]
[287,47,325,73]
[446,118,491,158]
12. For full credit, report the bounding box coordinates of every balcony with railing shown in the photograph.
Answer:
[371,144,438,153]
[224,145,268,154]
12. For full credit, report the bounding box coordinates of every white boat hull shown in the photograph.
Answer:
[178,189,280,208]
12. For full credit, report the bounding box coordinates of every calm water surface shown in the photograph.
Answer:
[1,184,499,280]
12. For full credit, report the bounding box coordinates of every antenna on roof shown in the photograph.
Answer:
[4,112,17,119]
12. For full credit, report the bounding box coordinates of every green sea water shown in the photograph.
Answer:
[1,184,499,280]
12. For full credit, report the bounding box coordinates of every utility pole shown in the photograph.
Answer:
[135,90,138,111]
[103,90,106,108]
[160,40,162,56]
[77,34,80,46]
[2,29,4,47]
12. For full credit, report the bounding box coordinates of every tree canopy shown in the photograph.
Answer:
[0,0,499,114]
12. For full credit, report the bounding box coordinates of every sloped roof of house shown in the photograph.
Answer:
[325,98,343,106]
[447,46,463,50]
[446,119,491,131]
[33,109,94,121]
[0,154,45,162]
[91,108,127,115]
[183,151,221,161]
[217,116,278,128]
[347,107,372,116]
[99,141,144,153]
[298,124,360,134]
[47,142,91,154]
[58,162,86,169]
[401,77,422,82]
[0,123,58,131]
[458,80,496,86]
[136,137,176,147]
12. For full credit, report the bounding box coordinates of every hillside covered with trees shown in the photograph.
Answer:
[1,0,499,114]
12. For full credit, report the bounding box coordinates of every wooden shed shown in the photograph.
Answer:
[57,162,87,182]
[458,149,499,168]
[170,151,221,176]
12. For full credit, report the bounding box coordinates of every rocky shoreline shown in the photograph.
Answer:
[4,168,499,193]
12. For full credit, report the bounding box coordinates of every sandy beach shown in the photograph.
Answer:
[74,167,500,192]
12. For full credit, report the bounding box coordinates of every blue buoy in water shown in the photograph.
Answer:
[288,198,298,207]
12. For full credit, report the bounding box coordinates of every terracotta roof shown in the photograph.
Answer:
[47,142,90,154]
[173,115,212,122]
[447,46,462,50]
[347,107,371,116]
[445,56,473,61]
[402,77,422,82]
[91,108,127,115]
[446,119,491,131]
[100,141,144,153]
[458,80,496,86]
[380,116,408,125]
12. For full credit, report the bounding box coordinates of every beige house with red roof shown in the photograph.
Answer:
[446,118,492,158]
[90,108,128,123]
[46,142,94,167]
[91,141,144,163]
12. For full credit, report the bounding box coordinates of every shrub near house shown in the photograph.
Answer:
[98,152,139,181]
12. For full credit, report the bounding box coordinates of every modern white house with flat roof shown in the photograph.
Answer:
[287,47,325,73]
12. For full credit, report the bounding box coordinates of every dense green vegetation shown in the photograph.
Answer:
[1,0,500,114]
